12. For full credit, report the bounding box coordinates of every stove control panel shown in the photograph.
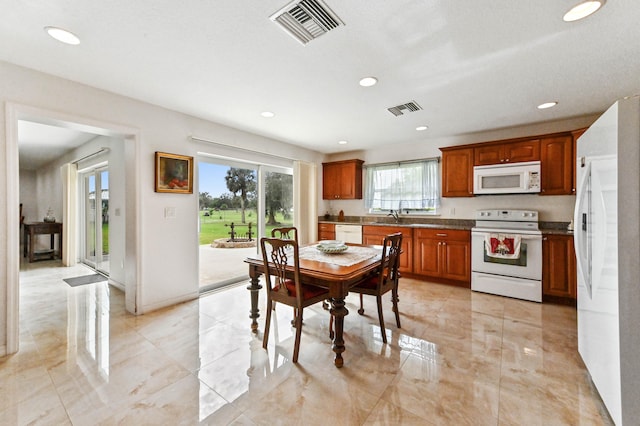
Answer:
[475,209,538,222]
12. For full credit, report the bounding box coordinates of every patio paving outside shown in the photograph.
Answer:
[199,244,258,290]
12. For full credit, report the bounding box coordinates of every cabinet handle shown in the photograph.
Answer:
[505,158,510,162]
[500,159,505,162]
[436,233,447,237]
[543,237,548,241]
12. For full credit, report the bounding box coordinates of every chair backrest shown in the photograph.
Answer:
[379,232,403,288]
[271,226,298,243]
[260,237,302,304]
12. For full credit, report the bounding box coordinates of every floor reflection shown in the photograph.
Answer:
[66,283,110,379]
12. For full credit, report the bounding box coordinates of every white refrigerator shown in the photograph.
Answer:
[574,96,640,425]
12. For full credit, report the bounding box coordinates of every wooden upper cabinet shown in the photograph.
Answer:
[322,159,364,200]
[440,147,474,197]
[540,135,573,195]
[474,139,540,165]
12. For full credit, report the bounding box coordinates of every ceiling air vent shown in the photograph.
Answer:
[270,0,344,45]
[387,101,423,117]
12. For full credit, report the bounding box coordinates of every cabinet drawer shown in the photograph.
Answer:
[362,225,412,237]
[318,223,335,232]
[414,228,469,241]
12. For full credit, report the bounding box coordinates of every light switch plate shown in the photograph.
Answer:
[164,207,176,219]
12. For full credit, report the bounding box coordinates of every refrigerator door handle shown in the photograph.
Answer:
[574,161,592,299]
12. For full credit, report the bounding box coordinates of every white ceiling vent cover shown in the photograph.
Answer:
[387,101,423,117]
[270,0,344,45]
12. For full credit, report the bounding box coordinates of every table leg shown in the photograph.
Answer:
[247,266,262,334]
[29,230,35,263]
[330,297,348,368]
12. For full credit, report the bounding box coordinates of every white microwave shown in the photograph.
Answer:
[473,161,541,195]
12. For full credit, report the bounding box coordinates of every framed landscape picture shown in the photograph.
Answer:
[155,151,194,194]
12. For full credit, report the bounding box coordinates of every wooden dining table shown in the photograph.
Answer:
[245,243,383,368]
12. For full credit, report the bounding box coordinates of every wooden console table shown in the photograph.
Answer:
[23,222,63,262]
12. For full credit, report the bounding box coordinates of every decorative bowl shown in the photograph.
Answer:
[318,240,344,246]
[316,242,348,254]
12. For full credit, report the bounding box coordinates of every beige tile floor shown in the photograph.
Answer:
[1,260,614,425]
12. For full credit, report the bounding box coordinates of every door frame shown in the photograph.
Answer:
[4,102,141,355]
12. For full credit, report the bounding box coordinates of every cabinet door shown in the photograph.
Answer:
[362,234,383,245]
[505,139,540,163]
[540,135,573,195]
[322,160,363,199]
[441,148,474,197]
[338,162,358,199]
[413,238,441,276]
[474,144,503,165]
[441,240,470,282]
[322,163,341,199]
[399,238,413,275]
[542,235,577,299]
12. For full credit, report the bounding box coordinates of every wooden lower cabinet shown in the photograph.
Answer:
[413,228,470,286]
[362,225,413,275]
[542,234,577,302]
[318,223,335,241]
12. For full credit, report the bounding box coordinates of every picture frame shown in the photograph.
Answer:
[155,151,194,194]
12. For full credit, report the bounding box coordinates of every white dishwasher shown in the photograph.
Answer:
[334,224,362,244]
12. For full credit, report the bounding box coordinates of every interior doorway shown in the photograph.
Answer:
[5,103,140,354]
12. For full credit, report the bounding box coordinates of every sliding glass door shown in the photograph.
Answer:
[198,159,293,291]
[81,167,109,275]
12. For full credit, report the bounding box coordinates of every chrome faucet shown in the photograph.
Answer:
[388,209,400,223]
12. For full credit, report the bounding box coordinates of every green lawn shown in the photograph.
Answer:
[199,209,292,245]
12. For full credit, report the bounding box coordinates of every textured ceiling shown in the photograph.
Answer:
[3,0,640,159]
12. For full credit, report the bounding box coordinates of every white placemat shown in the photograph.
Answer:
[298,245,380,267]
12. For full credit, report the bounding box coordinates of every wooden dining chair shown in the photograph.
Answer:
[270,226,299,312]
[271,226,298,243]
[260,237,330,363]
[330,232,403,344]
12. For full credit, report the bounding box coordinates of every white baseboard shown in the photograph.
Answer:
[108,278,125,292]
[137,292,200,315]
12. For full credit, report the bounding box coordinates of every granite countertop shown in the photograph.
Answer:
[320,217,573,234]
[320,217,474,231]
[540,228,574,236]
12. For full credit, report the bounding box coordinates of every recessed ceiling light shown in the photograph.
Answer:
[537,102,558,110]
[338,140,348,145]
[416,125,429,131]
[44,26,80,45]
[261,111,275,118]
[359,77,378,87]
[563,1,605,22]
